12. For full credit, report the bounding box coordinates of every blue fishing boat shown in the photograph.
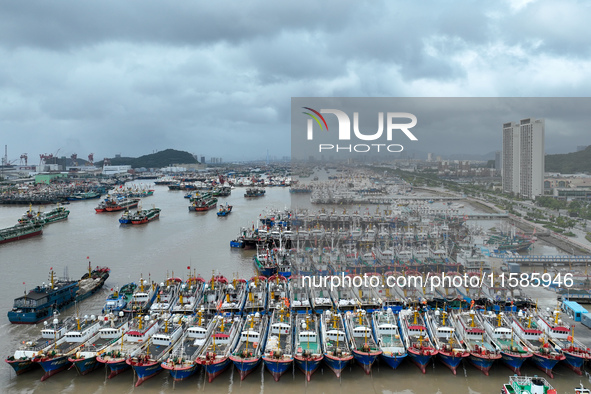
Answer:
[102,282,137,313]
[230,313,269,380]
[262,304,293,381]
[321,310,353,377]
[424,309,469,375]
[217,203,233,216]
[398,308,438,373]
[372,308,407,370]
[455,310,502,376]
[195,314,242,382]
[346,308,382,374]
[294,312,323,381]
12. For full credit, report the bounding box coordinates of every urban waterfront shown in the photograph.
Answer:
[0,183,588,393]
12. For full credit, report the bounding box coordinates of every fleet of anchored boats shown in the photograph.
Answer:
[6,272,591,385]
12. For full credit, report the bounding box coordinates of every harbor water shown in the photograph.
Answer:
[0,184,587,393]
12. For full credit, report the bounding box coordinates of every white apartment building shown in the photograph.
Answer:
[502,118,545,199]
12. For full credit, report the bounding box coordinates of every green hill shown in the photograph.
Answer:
[546,146,591,173]
[98,149,197,169]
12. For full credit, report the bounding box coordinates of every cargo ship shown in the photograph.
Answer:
[189,194,218,211]
[130,207,161,224]
[0,223,43,245]
[18,205,70,225]
[7,264,110,324]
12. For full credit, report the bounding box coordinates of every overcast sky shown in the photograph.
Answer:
[1,0,590,163]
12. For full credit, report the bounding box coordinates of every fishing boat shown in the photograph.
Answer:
[220,278,247,314]
[104,198,140,212]
[161,310,212,381]
[127,316,184,386]
[267,274,289,311]
[8,264,110,324]
[501,375,556,394]
[244,187,265,198]
[345,308,382,374]
[18,205,70,225]
[289,275,312,310]
[123,277,159,313]
[253,246,279,277]
[372,308,407,370]
[189,192,218,211]
[536,306,591,375]
[0,223,43,245]
[130,207,161,224]
[294,312,323,381]
[96,316,160,378]
[217,203,233,216]
[5,315,70,375]
[331,278,361,311]
[454,309,501,375]
[479,310,532,375]
[67,191,101,201]
[398,308,438,373]
[195,315,242,382]
[424,309,469,374]
[230,312,269,380]
[511,309,565,378]
[68,313,130,375]
[243,276,268,314]
[320,309,353,377]
[33,315,102,380]
[150,277,181,313]
[262,305,293,381]
[171,276,205,314]
[201,275,226,312]
[102,283,137,313]
[118,209,133,224]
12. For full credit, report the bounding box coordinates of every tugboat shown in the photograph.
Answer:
[96,315,160,378]
[536,306,591,375]
[320,309,353,377]
[424,308,469,374]
[262,304,294,381]
[230,312,269,380]
[5,315,70,375]
[294,312,323,381]
[195,314,242,382]
[372,308,407,370]
[217,203,233,216]
[479,310,532,375]
[511,309,565,378]
[398,308,438,373]
[127,316,184,386]
[346,308,382,374]
[454,309,501,376]
[33,315,102,381]
[162,310,212,381]
[102,283,137,313]
[68,313,130,375]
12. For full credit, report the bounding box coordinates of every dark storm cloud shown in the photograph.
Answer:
[1,0,591,162]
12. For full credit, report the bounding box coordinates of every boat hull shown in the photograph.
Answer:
[200,357,231,382]
[407,349,435,374]
[262,357,293,381]
[500,352,531,376]
[323,354,353,378]
[229,356,261,381]
[68,356,101,375]
[379,352,407,370]
[5,358,39,375]
[162,362,199,381]
[437,352,467,375]
[468,353,497,376]
[36,356,71,381]
[294,355,323,381]
[352,350,381,374]
[0,228,43,245]
[562,352,587,375]
[98,359,131,378]
[531,353,564,378]
[128,361,163,386]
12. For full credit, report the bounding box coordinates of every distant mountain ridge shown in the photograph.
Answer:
[98,149,197,168]
[545,146,591,173]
